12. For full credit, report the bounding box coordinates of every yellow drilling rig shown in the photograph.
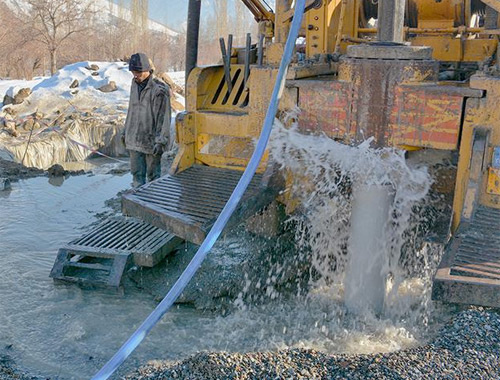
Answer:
[149,0,498,308]
[49,0,500,308]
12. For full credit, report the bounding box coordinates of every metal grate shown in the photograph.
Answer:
[450,206,500,280]
[209,66,250,108]
[433,205,500,307]
[64,217,182,268]
[50,216,183,288]
[122,165,275,245]
[69,217,173,255]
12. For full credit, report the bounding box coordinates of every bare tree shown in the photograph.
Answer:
[0,2,43,79]
[213,0,228,39]
[1,0,183,79]
[22,0,95,75]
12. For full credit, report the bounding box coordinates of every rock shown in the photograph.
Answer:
[0,178,11,191]
[48,175,65,187]
[130,226,303,309]
[32,111,43,120]
[158,72,184,96]
[97,81,118,93]
[2,94,14,106]
[3,119,17,136]
[47,164,66,177]
[246,201,285,237]
[13,88,31,105]
[3,107,16,116]
[21,118,35,131]
[85,64,100,71]
[69,79,79,88]
[4,128,18,137]
[91,72,99,76]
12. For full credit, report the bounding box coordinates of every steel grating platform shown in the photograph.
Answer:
[121,165,279,245]
[50,217,183,287]
[433,205,500,307]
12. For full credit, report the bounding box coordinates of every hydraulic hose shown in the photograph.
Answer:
[92,1,306,378]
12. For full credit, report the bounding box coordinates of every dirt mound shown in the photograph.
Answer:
[0,157,43,181]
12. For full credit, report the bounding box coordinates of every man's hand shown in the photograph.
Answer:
[153,143,164,156]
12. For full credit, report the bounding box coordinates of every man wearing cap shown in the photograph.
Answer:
[123,52,171,188]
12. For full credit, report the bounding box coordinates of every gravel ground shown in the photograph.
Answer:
[1,304,497,380]
[0,355,40,380]
[125,308,500,380]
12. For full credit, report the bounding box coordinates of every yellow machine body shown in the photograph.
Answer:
[174,0,500,230]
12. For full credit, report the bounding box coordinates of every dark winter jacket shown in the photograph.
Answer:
[124,75,171,154]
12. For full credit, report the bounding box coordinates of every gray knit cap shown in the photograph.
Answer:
[129,53,151,72]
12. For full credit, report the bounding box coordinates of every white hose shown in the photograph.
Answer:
[92,1,306,378]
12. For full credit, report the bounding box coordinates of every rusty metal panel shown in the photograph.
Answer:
[391,85,463,150]
[295,79,352,138]
[487,167,500,195]
[338,57,439,147]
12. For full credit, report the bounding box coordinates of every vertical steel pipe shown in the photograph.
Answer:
[219,37,233,93]
[185,0,201,88]
[258,33,265,66]
[377,0,405,42]
[244,33,251,87]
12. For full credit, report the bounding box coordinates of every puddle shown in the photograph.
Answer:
[0,156,453,379]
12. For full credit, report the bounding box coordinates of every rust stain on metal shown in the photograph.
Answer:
[390,86,462,149]
[487,167,500,195]
[293,59,469,150]
[338,57,439,147]
[296,80,351,139]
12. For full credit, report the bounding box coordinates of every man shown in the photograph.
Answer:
[123,52,171,188]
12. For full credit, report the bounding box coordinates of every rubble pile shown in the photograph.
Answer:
[0,62,185,168]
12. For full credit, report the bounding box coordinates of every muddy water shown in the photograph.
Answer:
[0,168,217,379]
[0,158,452,379]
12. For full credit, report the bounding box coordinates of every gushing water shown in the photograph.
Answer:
[0,127,451,378]
[226,116,446,348]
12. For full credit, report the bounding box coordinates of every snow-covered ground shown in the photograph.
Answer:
[168,71,186,88]
[0,61,185,168]
[0,61,184,117]
[1,61,131,115]
[0,77,46,101]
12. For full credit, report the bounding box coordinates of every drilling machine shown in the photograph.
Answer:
[121,0,500,307]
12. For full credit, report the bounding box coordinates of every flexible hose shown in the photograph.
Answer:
[92,1,306,378]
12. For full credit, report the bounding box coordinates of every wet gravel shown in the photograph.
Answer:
[125,308,500,380]
[0,355,40,380]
